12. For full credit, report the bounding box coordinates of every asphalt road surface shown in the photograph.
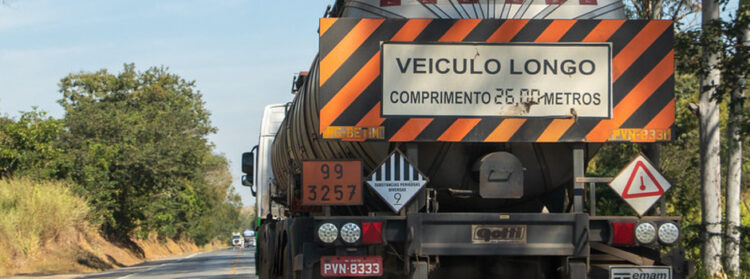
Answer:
[78,248,255,279]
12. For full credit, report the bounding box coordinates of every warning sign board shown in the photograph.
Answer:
[381,42,612,119]
[609,154,671,216]
[318,18,675,143]
[366,150,428,213]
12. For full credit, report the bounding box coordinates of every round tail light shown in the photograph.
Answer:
[634,222,656,245]
[340,222,361,243]
[657,222,680,245]
[318,223,338,243]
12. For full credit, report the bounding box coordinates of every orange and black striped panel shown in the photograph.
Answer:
[318,18,674,143]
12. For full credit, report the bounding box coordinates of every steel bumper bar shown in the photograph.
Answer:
[406,212,589,257]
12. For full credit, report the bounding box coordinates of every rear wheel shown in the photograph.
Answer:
[258,226,273,279]
[282,242,297,279]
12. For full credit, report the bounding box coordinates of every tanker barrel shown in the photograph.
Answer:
[271,0,620,213]
[271,57,600,213]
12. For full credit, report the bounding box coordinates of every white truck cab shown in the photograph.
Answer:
[231,232,244,248]
[241,104,287,222]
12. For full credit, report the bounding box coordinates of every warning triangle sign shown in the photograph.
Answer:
[621,161,665,198]
[608,154,672,216]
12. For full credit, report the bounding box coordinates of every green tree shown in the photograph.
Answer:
[1,64,244,248]
[722,0,748,274]
[0,109,67,179]
[57,64,218,239]
[140,153,243,245]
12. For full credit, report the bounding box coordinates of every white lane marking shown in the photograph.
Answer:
[115,252,201,279]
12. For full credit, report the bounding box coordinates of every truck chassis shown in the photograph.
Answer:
[253,146,691,278]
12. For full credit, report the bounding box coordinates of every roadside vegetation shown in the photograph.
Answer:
[585,0,749,277]
[586,46,749,278]
[0,177,219,275]
[0,178,89,266]
[0,65,253,275]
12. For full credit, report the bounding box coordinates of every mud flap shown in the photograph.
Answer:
[410,261,429,279]
[568,261,587,279]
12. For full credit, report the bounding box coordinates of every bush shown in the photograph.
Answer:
[0,178,90,261]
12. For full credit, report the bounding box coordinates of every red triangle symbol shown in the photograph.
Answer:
[621,161,664,198]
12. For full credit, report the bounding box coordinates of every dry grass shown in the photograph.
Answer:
[0,178,225,276]
[0,178,90,275]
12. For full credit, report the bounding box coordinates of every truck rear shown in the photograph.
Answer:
[241,1,691,278]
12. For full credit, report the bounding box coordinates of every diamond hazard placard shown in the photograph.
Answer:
[609,154,671,216]
[366,150,428,213]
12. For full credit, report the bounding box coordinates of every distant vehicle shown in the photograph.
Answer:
[243,230,256,248]
[231,232,244,248]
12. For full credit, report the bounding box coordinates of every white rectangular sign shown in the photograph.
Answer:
[610,266,671,279]
[381,42,612,118]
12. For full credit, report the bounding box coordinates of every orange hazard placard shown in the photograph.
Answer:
[302,160,362,206]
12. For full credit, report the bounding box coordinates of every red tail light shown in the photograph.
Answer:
[380,0,400,6]
[611,222,636,245]
[361,222,383,244]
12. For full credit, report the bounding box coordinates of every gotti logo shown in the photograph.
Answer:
[471,225,527,243]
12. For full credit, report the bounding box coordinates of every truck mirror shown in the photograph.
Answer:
[242,175,256,197]
[242,174,253,186]
[241,146,258,196]
[242,151,254,174]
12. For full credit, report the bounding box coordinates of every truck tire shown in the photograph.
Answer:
[282,243,298,279]
[258,226,274,279]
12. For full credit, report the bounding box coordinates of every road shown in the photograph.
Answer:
[78,248,255,279]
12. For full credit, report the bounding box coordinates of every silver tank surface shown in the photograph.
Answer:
[341,0,624,19]
[271,0,621,213]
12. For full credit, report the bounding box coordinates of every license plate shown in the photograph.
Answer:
[610,266,671,279]
[320,256,383,277]
[472,224,527,243]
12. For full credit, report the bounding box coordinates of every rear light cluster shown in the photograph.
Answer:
[316,221,383,245]
[611,221,680,246]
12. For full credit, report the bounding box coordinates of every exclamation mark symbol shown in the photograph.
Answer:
[639,176,646,191]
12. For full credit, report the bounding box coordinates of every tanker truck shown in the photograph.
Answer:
[241,0,691,278]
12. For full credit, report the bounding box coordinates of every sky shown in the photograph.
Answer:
[0,0,741,206]
[0,0,332,206]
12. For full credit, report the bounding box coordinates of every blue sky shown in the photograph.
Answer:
[0,0,741,206]
[0,0,331,206]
